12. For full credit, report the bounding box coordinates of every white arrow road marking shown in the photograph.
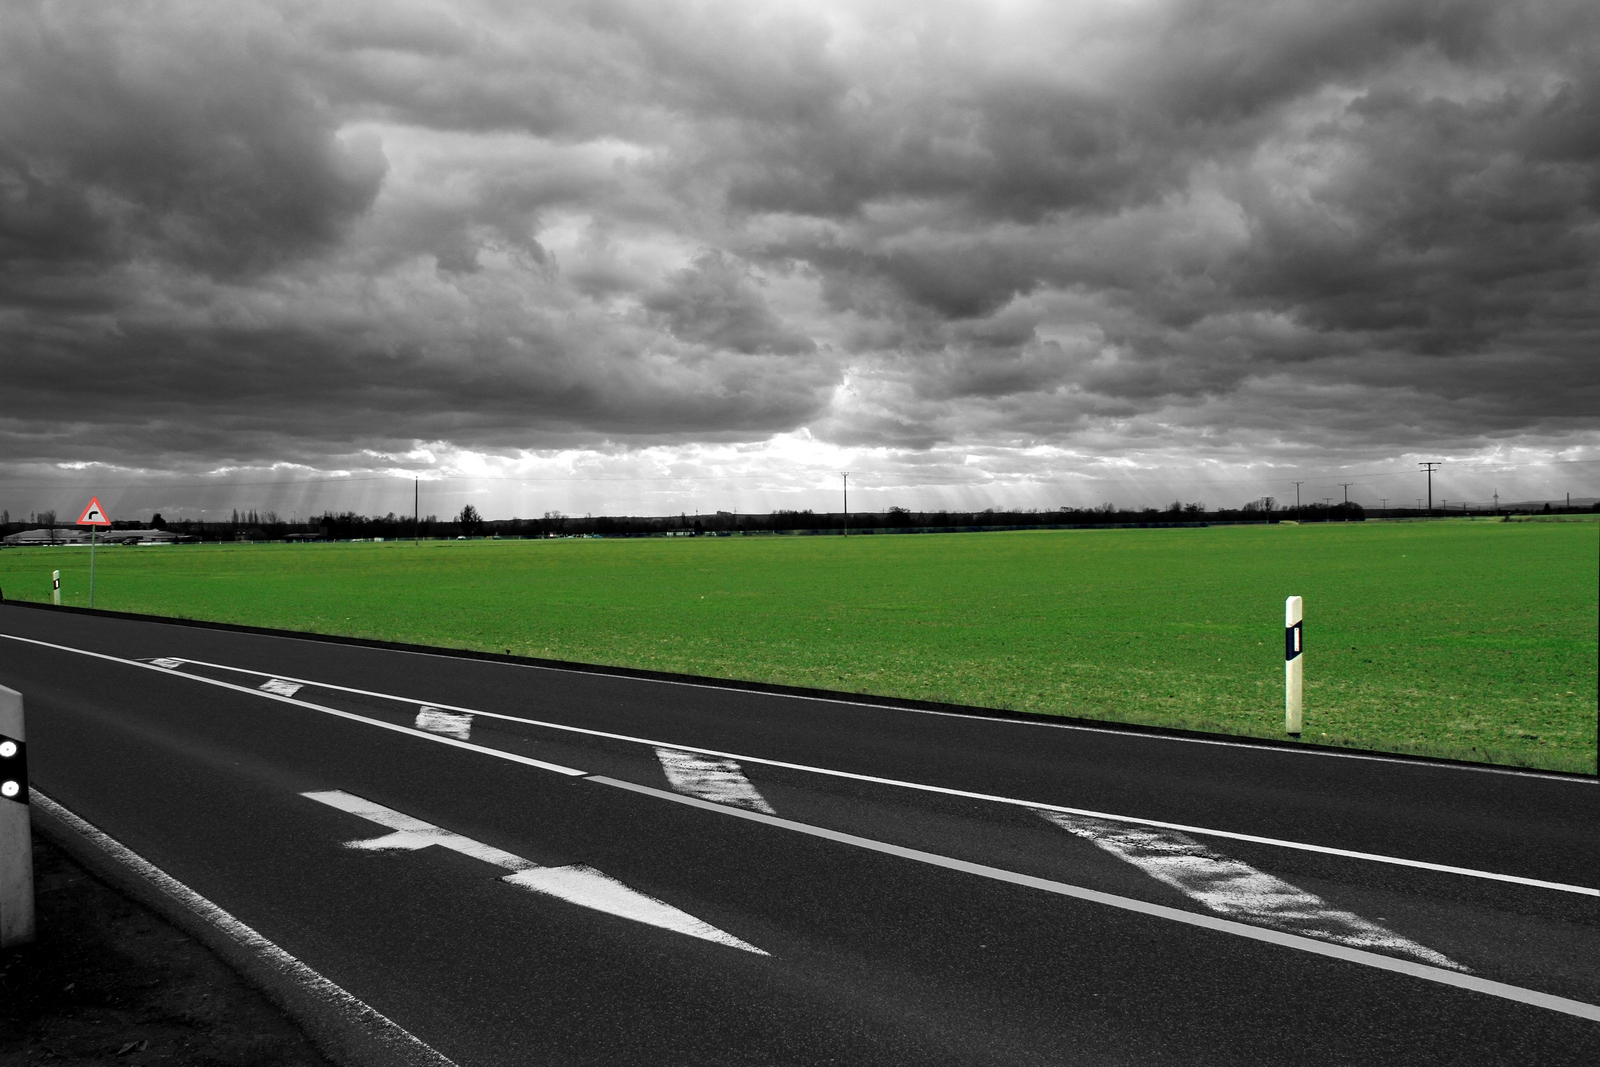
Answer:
[301,790,767,955]
[33,792,459,1067]
[656,748,776,814]
[260,678,303,698]
[12,637,1599,1019]
[415,707,472,741]
[1037,811,1463,970]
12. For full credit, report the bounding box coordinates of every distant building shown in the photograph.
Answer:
[1,527,187,546]
[2,528,89,545]
[101,529,187,544]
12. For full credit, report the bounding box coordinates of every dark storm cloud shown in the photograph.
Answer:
[0,5,386,283]
[0,0,1596,489]
[644,251,816,355]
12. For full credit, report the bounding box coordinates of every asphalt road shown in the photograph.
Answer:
[1,602,1595,1065]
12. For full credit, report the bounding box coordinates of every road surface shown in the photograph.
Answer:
[1,603,1595,1065]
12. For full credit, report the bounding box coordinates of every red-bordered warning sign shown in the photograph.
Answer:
[76,497,111,527]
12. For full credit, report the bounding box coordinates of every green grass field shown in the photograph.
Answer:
[3,520,1594,773]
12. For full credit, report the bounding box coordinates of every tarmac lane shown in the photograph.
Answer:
[0,603,1596,1065]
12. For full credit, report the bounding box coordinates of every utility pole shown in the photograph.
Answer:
[1419,461,1441,517]
[1379,497,1387,517]
[1293,481,1303,520]
[842,472,849,536]
[414,478,419,545]
[1493,489,1498,514]
[1339,482,1353,520]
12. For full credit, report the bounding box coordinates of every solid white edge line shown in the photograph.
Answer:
[0,634,585,777]
[588,776,1600,1024]
[4,634,1593,897]
[12,633,1600,1022]
[61,611,1584,783]
[30,791,460,1067]
[200,630,1598,782]
[148,653,1600,898]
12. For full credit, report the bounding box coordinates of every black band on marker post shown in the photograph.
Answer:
[0,733,26,806]
[1285,621,1303,662]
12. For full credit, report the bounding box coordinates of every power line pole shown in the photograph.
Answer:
[1379,497,1387,517]
[1293,481,1303,520]
[1419,461,1441,517]
[1493,489,1498,514]
[842,472,849,537]
[414,478,419,545]
[1339,482,1353,519]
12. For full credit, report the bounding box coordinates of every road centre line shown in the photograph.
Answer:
[135,653,1600,898]
[590,776,1600,1023]
[0,634,586,778]
[2,633,1593,898]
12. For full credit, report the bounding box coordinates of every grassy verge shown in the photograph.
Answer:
[3,520,1594,773]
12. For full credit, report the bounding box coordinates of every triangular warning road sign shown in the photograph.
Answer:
[76,497,111,527]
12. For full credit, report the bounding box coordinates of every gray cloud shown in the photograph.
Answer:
[0,0,1595,508]
[0,5,387,284]
[645,251,817,355]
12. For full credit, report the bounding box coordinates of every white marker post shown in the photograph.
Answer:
[0,685,35,948]
[1285,596,1304,736]
[51,570,60,606]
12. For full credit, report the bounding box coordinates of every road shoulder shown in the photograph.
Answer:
[1,831,334,1066]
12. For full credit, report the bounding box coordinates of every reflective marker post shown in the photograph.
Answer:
[1285,595,1304,736]
[51,570,60,606]
[0,684,34,949]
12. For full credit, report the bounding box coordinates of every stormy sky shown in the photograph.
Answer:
[2,0,1596,521]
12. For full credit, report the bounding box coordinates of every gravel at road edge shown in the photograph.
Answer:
[1,834,334,1067]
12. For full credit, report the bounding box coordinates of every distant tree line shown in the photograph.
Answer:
[4,497,1597,544]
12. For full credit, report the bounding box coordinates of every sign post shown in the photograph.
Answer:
[52,570,60,606]
[1285,596,1304,736]
[76,497,111,609]
[0,685,34,948]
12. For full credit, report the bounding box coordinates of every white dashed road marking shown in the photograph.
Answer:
[601,775,1600,1023]
[1038,811,1463,969]
[149,657,184,669]
[656,748,776,814]
[259,678,303,698]
[9,635,1598,1020]
[415,707,472,740]
[302,790,767,955]
[127,647,1595,897]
